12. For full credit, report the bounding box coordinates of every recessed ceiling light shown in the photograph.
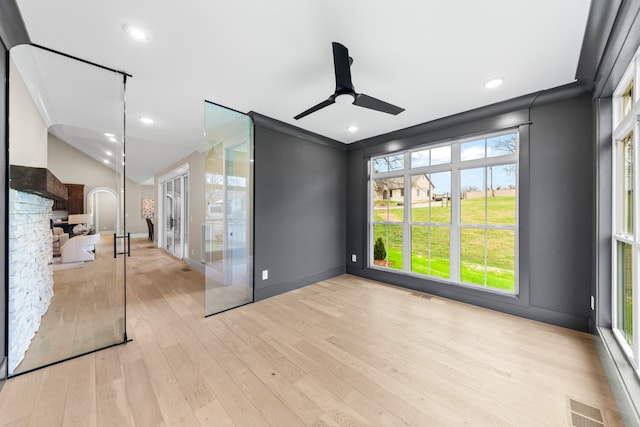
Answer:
[484,78,504,89]
[103,159,110,164]
[348,125,358,133]
[109,137,117,143]
[104,132,115,137]
[122,23,150,43]
[105,150,113,156]
[139,116,154,125]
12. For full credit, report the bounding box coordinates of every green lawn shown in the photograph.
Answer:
[620,243,634,345]
[373,196,516,291]
[624,292,633,345]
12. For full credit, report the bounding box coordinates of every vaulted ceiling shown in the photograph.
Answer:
[13,0,592,184]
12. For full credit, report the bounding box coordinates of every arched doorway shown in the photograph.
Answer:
[86,187,120,234]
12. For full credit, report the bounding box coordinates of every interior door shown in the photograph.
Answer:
[7,45,127,375]
[172,176,183,259]
[162,175,187,259]
[164,180,175,254]
[204,102,254,315]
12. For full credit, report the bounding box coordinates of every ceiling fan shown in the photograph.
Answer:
[294,42,405,120]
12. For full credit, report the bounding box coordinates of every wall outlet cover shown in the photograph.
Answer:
[262,270,268,280]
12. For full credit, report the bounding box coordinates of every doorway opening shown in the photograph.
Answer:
[158,165,189,260]
[87,187,121,234]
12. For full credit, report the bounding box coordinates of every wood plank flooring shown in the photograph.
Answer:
[0,239,624,426]
[14,236,124,374]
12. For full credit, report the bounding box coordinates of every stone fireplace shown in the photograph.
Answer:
[8,166,67,374]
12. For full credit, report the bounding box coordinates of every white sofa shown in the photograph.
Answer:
[52,227,69,257]
[60,234,100,264]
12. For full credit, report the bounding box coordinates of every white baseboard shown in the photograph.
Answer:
[185,257,205,274]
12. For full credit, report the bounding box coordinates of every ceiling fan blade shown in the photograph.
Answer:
[294,97,335,120]
[354,93,405,115]
[332,42,354,92]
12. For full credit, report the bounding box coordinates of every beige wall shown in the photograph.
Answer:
[155,150,204,265]
[95,191,116,233]
[126,181,156,235]
[9,58,47,168]
[48,134,154,235]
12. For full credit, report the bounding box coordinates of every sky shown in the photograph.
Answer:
[374,133,517,192]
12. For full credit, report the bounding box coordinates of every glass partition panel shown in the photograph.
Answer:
[204,102,253,316]
[8,45,126,375]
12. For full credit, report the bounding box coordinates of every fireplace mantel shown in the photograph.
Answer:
[9,165,68,201]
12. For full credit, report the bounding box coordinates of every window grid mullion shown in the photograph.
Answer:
[450,143,461,282]
[634,117,640,368]
[483,229,488,288]
[403,153,412,272]
[484,166,488,287]
[612,138,621,338]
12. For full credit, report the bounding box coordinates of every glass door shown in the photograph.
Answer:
[173,176,183,258]
[204,102,253,315]
[162,174,187,259]
[7,45,126,375]
[164,179,175,254]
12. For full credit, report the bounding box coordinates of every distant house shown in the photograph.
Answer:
[375,174,436,202]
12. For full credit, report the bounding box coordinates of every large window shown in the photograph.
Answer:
[612,52,640,372]
[370,131,518,293]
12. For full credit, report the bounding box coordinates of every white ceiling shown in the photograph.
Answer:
[14,0,591,184]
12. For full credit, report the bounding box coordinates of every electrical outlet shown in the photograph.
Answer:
[191,249,195,256]
[351,254,357,262]
[262,270,268,280]
[591,295,595,310]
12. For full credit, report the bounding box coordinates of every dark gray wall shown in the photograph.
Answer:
[0,1,29,49]
[592,0,640,98]
[252,114,346,300]
[0,39,6,383]
[346,89,594,332]
[527,95,594,326]
[575,0,621,91]
[594,98,612,330]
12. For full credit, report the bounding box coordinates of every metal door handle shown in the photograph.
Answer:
[113,232,131,258]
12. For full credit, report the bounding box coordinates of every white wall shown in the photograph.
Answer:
[9,58,47,167]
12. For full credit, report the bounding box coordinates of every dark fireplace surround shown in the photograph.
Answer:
[9,165,67,202]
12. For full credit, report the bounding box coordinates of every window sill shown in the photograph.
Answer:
[595,327,640,426]
[366,264,519,298]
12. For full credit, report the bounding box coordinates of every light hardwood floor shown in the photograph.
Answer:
[0,239,623,426]
[14,236,125,374]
